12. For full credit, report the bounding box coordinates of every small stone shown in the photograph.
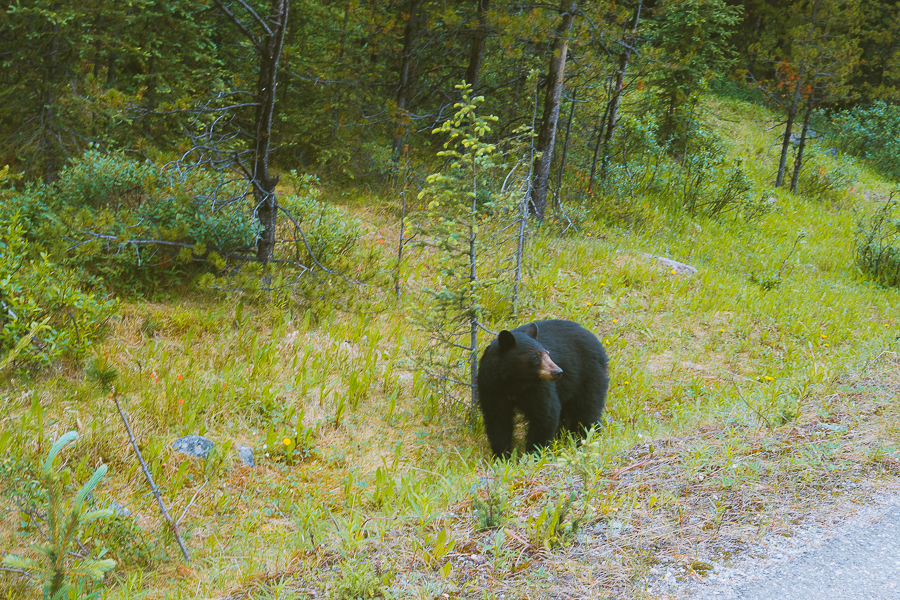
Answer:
[236,444,255,467]
[109,501,132,517]
[173,435,214,459]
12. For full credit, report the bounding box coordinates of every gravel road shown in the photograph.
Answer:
[662,491,900,600]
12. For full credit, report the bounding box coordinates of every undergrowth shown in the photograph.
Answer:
[2,94,900,599]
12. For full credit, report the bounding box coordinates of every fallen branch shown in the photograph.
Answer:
[111,388,191,562]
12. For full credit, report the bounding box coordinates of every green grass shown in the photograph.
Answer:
[3,94,900,599]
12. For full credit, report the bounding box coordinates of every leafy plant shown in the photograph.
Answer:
[280,172,362,269]
[329,558,394,600]
[3,431,116,599]
[0,215,118,366]
[855,195,900,288]
[526,492,584,550]
[830,101,900,180]
[796,149,856,203]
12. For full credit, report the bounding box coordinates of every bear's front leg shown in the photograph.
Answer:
[481,401,515,459]
[523,391,561,454]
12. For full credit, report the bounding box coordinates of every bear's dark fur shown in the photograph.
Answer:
[476,320,609,459]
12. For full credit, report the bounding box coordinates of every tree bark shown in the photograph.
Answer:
[212,0,290,263]
[776,0,821,188]
[601,1,641,181]
[529,0,576,222]
[789,102,814,193]
[393,0,420,159]
[552,87,577,209]
[252,0,289,263]
[775,63,804,188]
[464,0,490,90]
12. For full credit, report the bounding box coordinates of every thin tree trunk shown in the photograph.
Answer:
[790,104,814,193]
[601,1,641,181]
[464,0,491,89]
[552,87,577,210]
[587,105,609,193]
[776,0,821,188]
[529,0,576,222]
[252,0,289,263]
[775,66,804,188]
[393,0,420,159]
[43,27,59,184]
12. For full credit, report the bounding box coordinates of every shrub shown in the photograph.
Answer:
[796,149,856,204]
[280,172,361,269]
[3,151,259,291]
[0,216,118,367]
[830,101,900,180]
[855,197,900,288]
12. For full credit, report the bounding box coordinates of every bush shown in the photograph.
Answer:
[0,216,118,367]
[855,197,900,288]
[796,149,856,204]
[280,172,361,269]
[2,151,260,291]
[830,101,900,180]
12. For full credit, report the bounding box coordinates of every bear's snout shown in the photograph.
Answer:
[538,353,563,382]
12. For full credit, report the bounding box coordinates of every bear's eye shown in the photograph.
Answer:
[533,353,541,362]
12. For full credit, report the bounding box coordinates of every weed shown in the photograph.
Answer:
[3,431,116,599]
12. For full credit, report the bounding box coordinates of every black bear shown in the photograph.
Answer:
[476,320,609,459]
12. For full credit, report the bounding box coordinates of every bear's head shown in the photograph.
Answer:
[497,322,563,383]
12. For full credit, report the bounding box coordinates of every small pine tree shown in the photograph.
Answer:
[413,83,526,408]
[3,431,116,599]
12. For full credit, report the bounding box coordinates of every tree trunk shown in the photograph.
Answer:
[392,0,420,159]
[552,87,577,209]
[252,0,290,263]
[789,104,814,193]
[776,0,821,188]
[43,27,60,184]
[601,2,641,181]
[464,0,490,89]
[529,0,576,222]
[775,64,804,188]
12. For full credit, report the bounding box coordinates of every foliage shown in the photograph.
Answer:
[2,431,116,600]
[412,83,522,407]
[281,172,362,269]
[830,101,900,180]
[0,215,118,367]
[329,558,394,600]
[855,197,900,288]
[646,0,742,148]
[795,149,856,203]
[3,151,260,292]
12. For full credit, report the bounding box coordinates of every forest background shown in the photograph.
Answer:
[3,0,900,598]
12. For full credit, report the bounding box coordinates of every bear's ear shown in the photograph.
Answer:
[498,330,516,350]
[523,322,539,339]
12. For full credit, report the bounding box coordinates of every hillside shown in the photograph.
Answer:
[2,91,900,599]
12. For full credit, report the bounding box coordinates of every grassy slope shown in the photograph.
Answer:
[2,95,900,599]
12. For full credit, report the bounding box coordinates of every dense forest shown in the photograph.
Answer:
[3,1,900,598]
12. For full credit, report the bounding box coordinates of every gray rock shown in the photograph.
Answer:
[109,501,132,517]
[641,253,698,276]
[236,444,255,467]
[826,147,838,158]
[172,435,214,459]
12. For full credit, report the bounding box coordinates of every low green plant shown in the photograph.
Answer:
[3,431,116,599]
[280,172,361,269]
[472,478,509,530]
[830,101,900,180]
[796,150,856,204]
[329,558,394,600]
[855,196,900,287]
[0,215,118,366]
[526,492,584,550]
